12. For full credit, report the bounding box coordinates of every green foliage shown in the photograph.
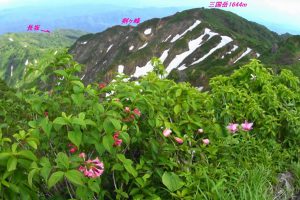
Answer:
[0,52,299,199]
[210,59,300,144]
[0,29,87,86]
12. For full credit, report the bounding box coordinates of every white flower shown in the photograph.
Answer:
[250,74,256,80]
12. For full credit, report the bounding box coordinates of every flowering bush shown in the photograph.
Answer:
[0,52,298,199]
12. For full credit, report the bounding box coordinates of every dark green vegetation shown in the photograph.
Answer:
[0,29,87,86]
[0,51,299,199]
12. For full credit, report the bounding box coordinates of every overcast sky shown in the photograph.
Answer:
[0,0,299,34]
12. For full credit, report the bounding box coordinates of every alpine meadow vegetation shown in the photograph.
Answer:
[0,50,299,199]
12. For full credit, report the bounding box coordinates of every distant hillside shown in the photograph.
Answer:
[69,8,295,89]
[0,29,87,86]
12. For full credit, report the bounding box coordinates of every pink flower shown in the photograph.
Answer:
[113,139,123,147]
[98,82,106,89]
[163,128,172,137]
[227,123,239,133]
[69,147,77,153]
[78,166,86,172]
[198,129,204,133]
[124,107,130,113]
[79,157,104,178]
[113,131,120,139]
[241,121,253,131]
[174,137,183,144]
[133,108,141,117]
[79,152,86,159]
[202,139,210,145]
[113,132,122,147]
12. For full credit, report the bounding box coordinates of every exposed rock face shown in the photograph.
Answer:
[273,172,299,200]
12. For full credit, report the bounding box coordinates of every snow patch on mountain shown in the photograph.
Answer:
[163,34,172,42]
[192,36,233,65]
[160,49,170,63]
[144,28,152,35]
[222,45,238,59]
[138,43,148,50]
[166,28,217,74]
[178,64,187,71]
[81,41,87,45]
[129,45,134,51]
[106,44,113,53]
[171,20,201,43]
[118,65,124,74]
[234,47,252,63]
[133,49,170,77]
[8,37,13,42]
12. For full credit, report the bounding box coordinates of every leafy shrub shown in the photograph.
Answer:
[0,52,298,199]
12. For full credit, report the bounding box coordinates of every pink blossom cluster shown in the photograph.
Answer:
[162,128,210,145]
[227,121,253,133]
[122,107,141,122]
[68,143,77,154]
[78,153,104,178]
[113,131,122,147]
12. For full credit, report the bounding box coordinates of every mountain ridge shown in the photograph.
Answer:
[69,8,299,89]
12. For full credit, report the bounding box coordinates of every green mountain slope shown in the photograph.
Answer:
[69,8,297,89]
[0,29,87,86]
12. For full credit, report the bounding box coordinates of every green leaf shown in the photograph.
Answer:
[110,118,121,130]
[0,152,11,161]
[119,132,130,145]
[94,103,104,114]
[72,117,86,128]
[71,80,85,89]
[174,105,181,115]
[117,154,137,177]
[18,150,37,161]
[71,93,85,106]
[88,179,100,193]
[40,118,52,138]
[54,70,68,77]
[55,152,69,170]
[65,170,84,186]
[162,172,184,192]
[85,119,97,127]
[26,139,38,149]
[28,169,39,188]
[112,163,124,171]
[68,130,82,148]
[103,117,119,134]
[53,117,68,126]
[124,163,138,178]
[40,157,52,180]
[7,157,17,171]
[176,89,182,97]
[48,171,64,189]
[103,135,114,154]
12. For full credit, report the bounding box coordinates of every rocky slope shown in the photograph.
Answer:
[69,8,299,89]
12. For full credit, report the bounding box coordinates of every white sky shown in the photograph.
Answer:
[0,0,299,34]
